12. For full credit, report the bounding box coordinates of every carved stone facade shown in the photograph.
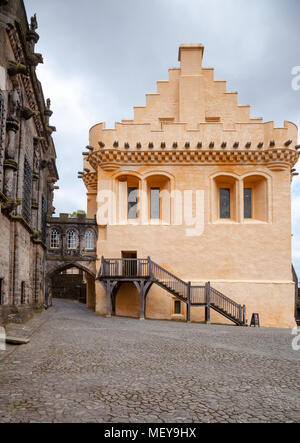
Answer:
[0,0,58,325]
[46,213,97,308]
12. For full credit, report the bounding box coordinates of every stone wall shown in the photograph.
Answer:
[0,0,58,325]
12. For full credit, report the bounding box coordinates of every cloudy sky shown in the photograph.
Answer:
[24,0,300,273]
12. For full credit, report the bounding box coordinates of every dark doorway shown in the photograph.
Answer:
[51,267,86,303]
[122,251,137,276]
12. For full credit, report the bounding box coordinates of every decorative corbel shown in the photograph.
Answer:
[1,198,21,216]
[7,61,28,77]
[46,125,56,134]
[21,107,37,120]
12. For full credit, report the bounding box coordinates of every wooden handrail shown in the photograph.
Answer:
[98,257,246,325]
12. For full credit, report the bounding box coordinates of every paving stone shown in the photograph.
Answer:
[0,299,299,423]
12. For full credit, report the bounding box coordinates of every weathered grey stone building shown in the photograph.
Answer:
[46,213,97,309]
[0,0,58,324]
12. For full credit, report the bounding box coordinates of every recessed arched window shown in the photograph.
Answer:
[146,174,171,224]
[212,174,238,222]
[84,230,95,250]
[67,230,78,249]
[50,229,60,249]
[243,175,268,222]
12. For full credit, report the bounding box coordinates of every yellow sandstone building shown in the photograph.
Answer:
[82,44,299,328]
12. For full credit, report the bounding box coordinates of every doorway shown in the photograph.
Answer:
[122,251,137,276]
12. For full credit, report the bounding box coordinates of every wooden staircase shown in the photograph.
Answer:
[98,257,247,326]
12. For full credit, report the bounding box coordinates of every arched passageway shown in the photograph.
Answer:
[47,263,96,309]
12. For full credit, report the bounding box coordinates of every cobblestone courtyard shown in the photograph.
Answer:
[0,299,299,423]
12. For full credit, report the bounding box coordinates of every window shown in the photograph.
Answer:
[150,187,160,219]
[244,188,252,219]
[50,229,60,249]
[220,188,230,219]
[22,157,32,224]
[84,230,95,250]
[174,300,181,314]
[67,230,78,249]
[41,195,47,243]
[21,282,25,304]
[243,175,268,222]
[128,187,138,219]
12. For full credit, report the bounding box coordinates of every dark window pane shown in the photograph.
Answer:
[150,187,160,219]
[41,195,47,243]
[220,188,230,219]
[128,187,138,219]
[22,157,32,224]
[21,282,25,304]
[174,300,181,314]
[244,188,252,218]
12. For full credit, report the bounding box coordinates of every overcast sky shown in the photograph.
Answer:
[23,0,300,273]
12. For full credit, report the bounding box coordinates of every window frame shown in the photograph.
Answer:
[67,229,78,250]
[84,230,95,250]
[50,229,60,249]
[128,186,138,219]
[219,188,231,219]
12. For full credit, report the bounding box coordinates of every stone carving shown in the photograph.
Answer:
[30,14,38,32]
[4,167,14,197]
[33,145,40,172]
[5,88,21,160]
[9,88,20,119]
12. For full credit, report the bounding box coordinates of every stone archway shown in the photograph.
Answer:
[46,262,96,309]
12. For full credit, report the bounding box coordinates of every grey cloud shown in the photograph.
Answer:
[24,0,300,272]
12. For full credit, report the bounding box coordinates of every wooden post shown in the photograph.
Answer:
[106,280,112,318]
[139,281,145,320]
[147,256,151,278]
[239,305,242,323]
[205,281,211,324]
[100,256,104,276]
[187,281,191,323]
[243,305,246,325]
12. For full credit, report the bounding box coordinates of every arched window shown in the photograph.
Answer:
[212,174,238,222]
[84,230,95,250]
[50,229,60,249]
[67,230,78,249]
[243,175,268,222]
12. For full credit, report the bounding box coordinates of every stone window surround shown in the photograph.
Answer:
[114,172,173,225]
[210,172,271,224]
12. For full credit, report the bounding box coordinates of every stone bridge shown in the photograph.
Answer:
[46,213,97,307]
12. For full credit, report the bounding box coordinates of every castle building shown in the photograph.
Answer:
[82,44,299,328]
[0,0,58,324]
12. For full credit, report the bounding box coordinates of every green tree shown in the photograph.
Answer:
[69,210,86,218]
